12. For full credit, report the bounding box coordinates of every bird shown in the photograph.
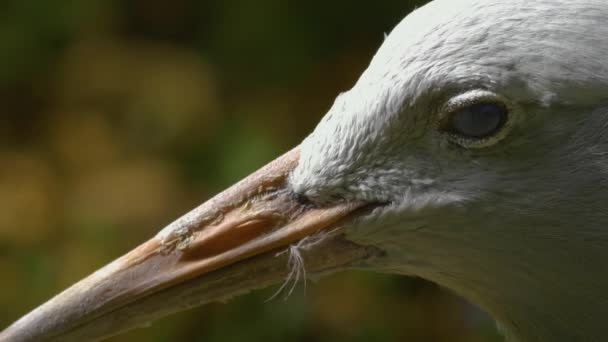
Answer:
[2,0,608,341]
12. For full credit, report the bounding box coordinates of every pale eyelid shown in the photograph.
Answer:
[437,89,518,149]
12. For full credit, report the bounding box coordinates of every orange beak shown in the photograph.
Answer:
[1,147,378,341]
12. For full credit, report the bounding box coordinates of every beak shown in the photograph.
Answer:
[1,147,378,342]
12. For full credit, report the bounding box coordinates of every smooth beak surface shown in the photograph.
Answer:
[1,147,378,342]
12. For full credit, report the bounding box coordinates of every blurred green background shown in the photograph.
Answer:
[0,1,503,341]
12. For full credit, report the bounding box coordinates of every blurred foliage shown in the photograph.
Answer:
[0,1,502,341]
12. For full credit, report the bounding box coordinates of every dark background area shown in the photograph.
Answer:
[0,1,502,341]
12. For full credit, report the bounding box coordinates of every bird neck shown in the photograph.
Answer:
[353,215,608,342]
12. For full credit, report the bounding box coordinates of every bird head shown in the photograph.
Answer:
[294,2,608,340]
[3,0,608,341]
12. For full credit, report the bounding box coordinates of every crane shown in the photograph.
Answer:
[3,0,608,341]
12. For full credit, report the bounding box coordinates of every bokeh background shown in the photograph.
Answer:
[0,1,503,341]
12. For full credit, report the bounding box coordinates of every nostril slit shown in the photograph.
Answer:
[291,191,312,206]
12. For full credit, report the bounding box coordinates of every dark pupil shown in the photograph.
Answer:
[450,102,506,138]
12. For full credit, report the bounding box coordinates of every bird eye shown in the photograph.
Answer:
[439,90,515,148]
[448,102,506,138]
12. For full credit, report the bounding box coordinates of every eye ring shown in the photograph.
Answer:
[438,90,517,148]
